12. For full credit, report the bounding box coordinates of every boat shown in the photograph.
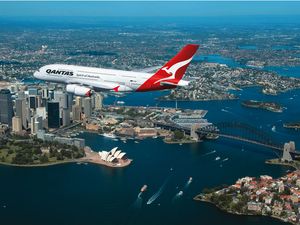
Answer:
[271,125,276,132]
[141,185,148,192]
[215,157,221,161]
[102,133,116,138]
[116,101,125,104]
[178,191,183,196]
[188,177,193,183]
[222,158,229,162]
[134,141,139,144]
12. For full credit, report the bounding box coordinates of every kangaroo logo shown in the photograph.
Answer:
[154,57,193,84]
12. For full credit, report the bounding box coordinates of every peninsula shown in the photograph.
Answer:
[194,170,300,225]
[0,136,131,168]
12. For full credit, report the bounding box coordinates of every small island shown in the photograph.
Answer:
[194,171,300,225]
[284,122,300,130]
[241,100,284,113]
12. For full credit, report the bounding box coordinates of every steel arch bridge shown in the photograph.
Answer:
[197,122,284,151]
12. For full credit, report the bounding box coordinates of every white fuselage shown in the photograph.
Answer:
[34,64,153,92]
[33,44,198,94]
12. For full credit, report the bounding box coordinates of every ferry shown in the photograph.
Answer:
[215,156,221,161]
[141,185,148,192]
[188,177,193,183]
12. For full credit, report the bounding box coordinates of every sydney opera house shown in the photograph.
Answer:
[98,147,127,163]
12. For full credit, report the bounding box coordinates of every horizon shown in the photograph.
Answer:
[1,1,300,18]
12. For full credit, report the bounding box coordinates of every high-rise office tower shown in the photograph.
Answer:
[12,116,22,133]
[94,93,103,110]
[62,108,70,126]
[0,89,13,126]
[29,96,37,109]
[75,96,82,108]
[72,105,81,121]
[15,97,27,129]
[47,102,60,128]
[42,88,49,99]
[83,97,92,118]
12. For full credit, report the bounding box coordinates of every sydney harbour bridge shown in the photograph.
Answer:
[154,121,299,155]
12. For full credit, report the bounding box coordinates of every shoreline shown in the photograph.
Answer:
[0,148,132,168]
[163,138,198,144]
[194,195,292,225]
[265,158,299,170]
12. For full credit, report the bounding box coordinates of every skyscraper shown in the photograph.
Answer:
[15,97,27,129]
[47,102,60,128]
[42,88,49,99]
[12,116,22,133]
[62,108,70,126]
[94,93,103,110]
[75,96,82,108]
[29,96,37,109]
[83,97,92,119]
[72,105,81,121]
[0,89,13,127]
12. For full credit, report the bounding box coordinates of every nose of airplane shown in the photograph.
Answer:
[33,71,40,79]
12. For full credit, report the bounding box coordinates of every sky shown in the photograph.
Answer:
[0,1,300,17]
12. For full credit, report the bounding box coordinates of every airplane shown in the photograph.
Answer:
[33,44,199,96]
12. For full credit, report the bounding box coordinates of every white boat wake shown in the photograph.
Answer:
[202,150,216,156]
[133,192,143,209]
[146,178,169,205]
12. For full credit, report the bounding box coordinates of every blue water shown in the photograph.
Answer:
[238,45,258,50]
[194,54,300,78]
[272,45,296,50]
[193,55,242,68]
[265,66,300,78]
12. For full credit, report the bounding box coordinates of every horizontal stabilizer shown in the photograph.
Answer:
[160,80,189,87]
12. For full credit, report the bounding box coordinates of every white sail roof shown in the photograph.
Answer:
[101,151,109,160]
[109,156,116,162]
[117,152,126,159]
[114,150,122,158]
[106,155,111,162]
[110,147,118,155]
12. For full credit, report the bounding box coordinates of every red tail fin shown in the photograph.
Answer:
[137,44,199,92]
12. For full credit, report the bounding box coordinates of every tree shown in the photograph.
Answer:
[39,154,49,163]
[173,130,184,140]
[56,152,64,161]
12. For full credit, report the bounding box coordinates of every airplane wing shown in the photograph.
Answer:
[67,80,132,92]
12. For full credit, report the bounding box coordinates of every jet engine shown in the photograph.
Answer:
[66,84,92,97]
